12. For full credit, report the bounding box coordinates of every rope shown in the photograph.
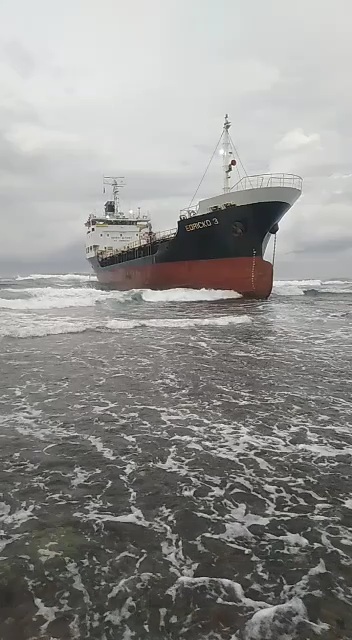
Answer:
[235,164,241,183]
[229,134,251,179]
[188,131,223,208]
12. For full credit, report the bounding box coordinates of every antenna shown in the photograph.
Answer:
[103,176,125,215]
[187,114,244,207]
[222,114,231,194]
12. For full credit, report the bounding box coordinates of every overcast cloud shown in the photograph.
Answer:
[0,0,351,278]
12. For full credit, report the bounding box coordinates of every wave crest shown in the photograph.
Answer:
[0,314,251,338]
[273,279,352,296]
[15,273,95,281]
[0,287,242,310]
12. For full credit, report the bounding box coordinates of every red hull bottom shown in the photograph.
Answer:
[94,257,273,299]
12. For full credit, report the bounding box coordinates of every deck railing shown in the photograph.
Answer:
[97,173,303,260]
[97,227,177,260]
[231,173,303,191]
[180,206,200,217]
[179,173,303,218]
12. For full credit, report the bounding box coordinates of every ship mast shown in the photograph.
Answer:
[103,176,125,216]
[222,114,231,194]
[187,113,240,209]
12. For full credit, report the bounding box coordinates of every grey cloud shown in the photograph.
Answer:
[288,236,352,256]
[275,254,352,281]
[2,40,36,78]
[0,241,88,277]
[298,164,352,180]
[0,127,203,204]
[0,0,352,278]
[326,186,352,205]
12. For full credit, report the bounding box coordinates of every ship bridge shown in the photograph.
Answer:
[85,177,151,259]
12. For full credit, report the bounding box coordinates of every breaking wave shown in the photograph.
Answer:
[0,314,252,339]
[15,273,95,282]
[0,287,242,310]
[0,287,113,310]
[139,288,241,302]
[273,279,352,296]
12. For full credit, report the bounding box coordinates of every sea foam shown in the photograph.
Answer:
[0,313,251,338]
[0,287,242,310]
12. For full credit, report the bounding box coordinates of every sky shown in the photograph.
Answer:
[0,0,351,278]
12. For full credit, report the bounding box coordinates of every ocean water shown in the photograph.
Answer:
[0,274,352,640]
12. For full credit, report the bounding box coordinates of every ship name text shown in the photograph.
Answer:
[185,218,219,232]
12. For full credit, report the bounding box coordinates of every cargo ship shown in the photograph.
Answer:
[85,115,302,298]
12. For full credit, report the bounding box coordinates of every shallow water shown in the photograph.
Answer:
[0,274,352,639]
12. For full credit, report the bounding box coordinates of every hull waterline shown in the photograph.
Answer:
[85,118,302,300]
[89,256,273,299]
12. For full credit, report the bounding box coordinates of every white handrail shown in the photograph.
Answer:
[180,205,199,217]
[97,227,177,260]
[179,173,302,218]
[231,173,303,192]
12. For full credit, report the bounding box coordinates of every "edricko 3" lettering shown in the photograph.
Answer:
[185,218,219,232]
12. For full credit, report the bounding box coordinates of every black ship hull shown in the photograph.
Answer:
[89,199,293,298]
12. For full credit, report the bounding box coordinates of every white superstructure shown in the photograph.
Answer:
[85,177,151,260]
[197,173,302,215]
[181,115,302,219]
